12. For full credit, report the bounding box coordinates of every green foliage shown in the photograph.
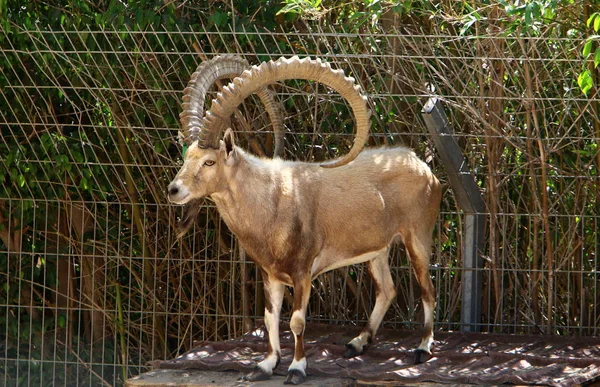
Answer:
[276,0,441,30]
[278,0,323,17]
[502,0,559,31]
[578,68,594,94]
[0,328,118,386]
[579,12,600,94]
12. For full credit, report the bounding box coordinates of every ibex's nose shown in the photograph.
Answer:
[168,184,179,198]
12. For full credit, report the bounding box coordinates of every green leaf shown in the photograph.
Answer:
[577,69,593,95]
[583,40,593,57]
[530,2,541,20]
[506,4,526,16]
[135,9,144,25]
[211,11,228,26]
[587,12,599,28]
[595,15,600,32]
[366,0,382,8]
[6,151,14,166]
[595,49,600,68]
[73,151,84,163]
[460,17,477,35]
[524,3,532,26]
[153,141,163,154]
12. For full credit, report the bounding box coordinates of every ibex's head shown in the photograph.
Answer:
[168,56,371,235]
[168,129,237,204]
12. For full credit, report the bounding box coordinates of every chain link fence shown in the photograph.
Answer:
[1,23,599,386]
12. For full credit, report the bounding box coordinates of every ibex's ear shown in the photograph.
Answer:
[221,128,237,165]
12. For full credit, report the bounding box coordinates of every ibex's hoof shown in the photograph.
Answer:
[414,349,433,364]
[284,369,306,385]
[243,366,272,382]
[343,343,364,358]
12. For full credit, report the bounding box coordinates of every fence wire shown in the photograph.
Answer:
[0,23,599,386]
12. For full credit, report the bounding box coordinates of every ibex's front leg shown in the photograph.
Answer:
[245,273,284,381]
[285,275,312,385]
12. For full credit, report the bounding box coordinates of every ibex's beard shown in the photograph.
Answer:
[176,199,203,238]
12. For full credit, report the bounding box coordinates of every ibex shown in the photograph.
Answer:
[168,56,441,385]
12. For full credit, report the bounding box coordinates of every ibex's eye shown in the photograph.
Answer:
[204,160,215,167]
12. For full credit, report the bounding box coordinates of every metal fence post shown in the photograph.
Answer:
[421,97,485,332]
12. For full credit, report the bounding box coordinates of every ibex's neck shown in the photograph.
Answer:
[210,148,282,239]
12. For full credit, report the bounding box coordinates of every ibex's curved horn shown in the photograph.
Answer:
[180,55,284,157]
[201,56,370,168]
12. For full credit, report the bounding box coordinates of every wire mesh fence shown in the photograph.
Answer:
[1,22,599,386]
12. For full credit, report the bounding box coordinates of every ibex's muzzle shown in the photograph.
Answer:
[167,180,189,204]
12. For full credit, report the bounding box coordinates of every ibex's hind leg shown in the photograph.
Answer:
[345,248,396,358]
[405,232,436,363]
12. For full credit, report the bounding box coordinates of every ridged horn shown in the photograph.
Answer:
[179,55,285,157]
[201,56,370,168]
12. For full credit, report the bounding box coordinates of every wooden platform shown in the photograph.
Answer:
[125,369,473,386]
[126,369,354,386]
[126,324,600,387]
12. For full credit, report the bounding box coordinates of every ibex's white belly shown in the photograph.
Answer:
[310,247,389,279]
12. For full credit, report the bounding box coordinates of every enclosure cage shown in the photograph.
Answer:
[1,21,599,387]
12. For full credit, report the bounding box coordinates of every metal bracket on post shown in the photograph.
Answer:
[421,97,485,332]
